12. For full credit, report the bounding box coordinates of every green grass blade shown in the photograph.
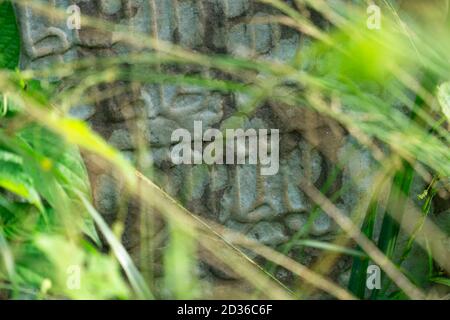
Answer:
[290,239,367,258]
[348,200,378,299]
[78,193,154,300]
[372,162,414,299]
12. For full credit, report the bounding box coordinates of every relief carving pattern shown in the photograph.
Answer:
[16,0,372,280]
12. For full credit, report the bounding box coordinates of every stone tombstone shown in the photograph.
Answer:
[15,0,374,285]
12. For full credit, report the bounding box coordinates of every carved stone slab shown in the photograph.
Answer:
[16,0,369,283]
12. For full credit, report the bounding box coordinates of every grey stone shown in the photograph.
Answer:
[210,165,228,192]
[338,137,377,209]
[100,0,122,15]
[311,211,333,236]
[15,0,325,248]
[69,105,96,120]
[15,0,77,69]
[94,174,119,216]
[225,219,252,235]
[143,85,224,146]
[225,164,259,222]
[247,221,288,246]
[285,213,308,232]
[221,0,249,18]
[181,164,210,201]
[15,0,363,288]
[151,0,176,42]
[252,13,274,54]
[177,1,204,48]
[108,128,134,150]
[269,34,300,62]
[148,117,180,146]
[226,14,274,56]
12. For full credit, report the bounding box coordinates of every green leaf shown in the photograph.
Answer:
[0,125,100,244]
[0,1,20,70]
[19,125,92,199]
[164,218,199,299]
[29,114,136,189]
[348,200,378,299]
[79,194,153,300]
[437,82,450,121]
[429,277,450,287]
[0,150,44,212]
[18,126,100,244]
[0,228,15,279]
[36,235,130,299]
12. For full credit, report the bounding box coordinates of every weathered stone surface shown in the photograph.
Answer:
[220,0,250,18]
[15,0,359,283]
[247,221,288,245]
[285,213,308,232]
[69,104,96,120]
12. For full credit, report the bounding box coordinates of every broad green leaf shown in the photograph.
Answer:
[0,126,100,244]
[0,1,20,70]
[19,125,91,198]
[0,150,44,212]
[31,115,136,189]
[18,126,100,244]
[36,235,130,299]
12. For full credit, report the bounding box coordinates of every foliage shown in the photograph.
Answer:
[0,0,20,70]
[0,1,138,299]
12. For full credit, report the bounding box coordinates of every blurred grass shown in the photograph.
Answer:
[0,0,449,300]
